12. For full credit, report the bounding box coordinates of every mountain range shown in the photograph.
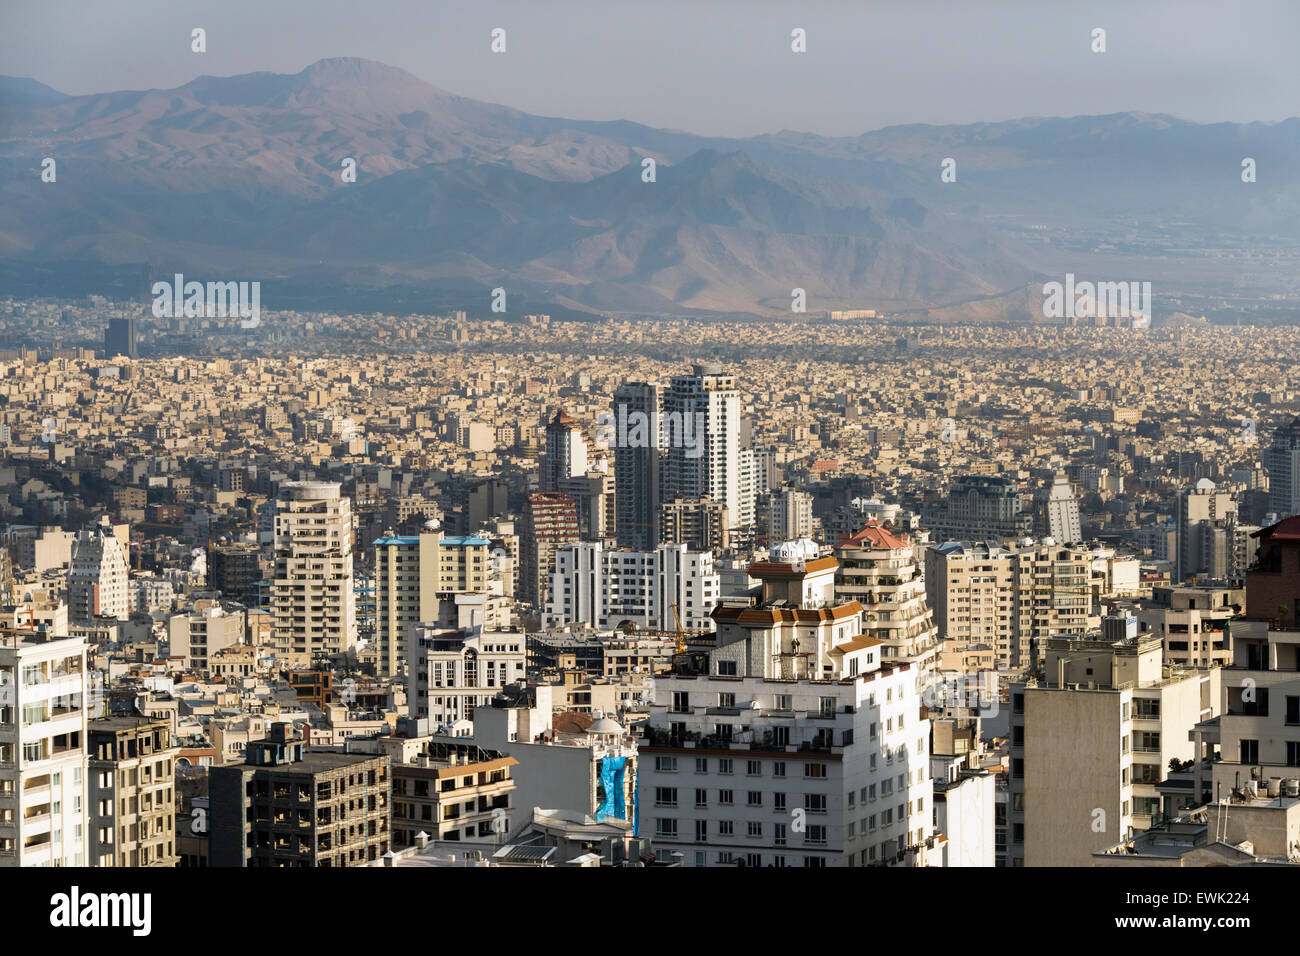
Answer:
[2,57,1298,318]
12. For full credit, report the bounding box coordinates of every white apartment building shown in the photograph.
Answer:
[544,541,718,633]
[661,364,741,527]
[272,481,356,665]
[407,618,526,727]
[0,632,90,867]
[639,552,937,867]
[67,526,129,623]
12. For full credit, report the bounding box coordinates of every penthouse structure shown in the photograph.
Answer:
[926,475,1032,543]
[638,546,937,867]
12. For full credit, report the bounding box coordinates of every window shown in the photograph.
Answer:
[746,760,761,776]
[775,694,792,711]
[717,660,737,676]
[1240,739,1259,764]
[747,791,762,807]
[718,821,733,836]
[805,793,827,813]
[655,757,677,773]
[773,761,786,778]
[695,820,708,841]
[694,788,708,808]
[695,758,708,773]
[654,787,678,808]
[718,759,733,774]
[1287,697,1300,726]
[719,789,733,806]
[655,818,677,838]
[719,693,736,708]
[672,692,690,714]
[774,792,786,812]
[806,825,827,845]
[774,823,787,846]
[1287,742,1300,767]
[804,762,827,779]
[747,821,762,838]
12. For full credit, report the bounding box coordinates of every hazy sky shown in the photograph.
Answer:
[3,0,1297,137]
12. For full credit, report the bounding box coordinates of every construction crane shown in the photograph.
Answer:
[669,602,714,657]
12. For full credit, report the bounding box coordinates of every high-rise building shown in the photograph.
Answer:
[374,522,490,678]
[1266,417,1300,519]
[639,547,938,867]
[613,382,662,550]
[0,632,90,868]
[1135,584,1242,669]
[926,539,1099,673]
[87,717,178,867]
[659,496,730,553]
[272,481,356,666]
[518,492,579,608]
[209,723,391,867]
[542,408,588,491]
[762,487,814,543]
[544,541,719,632]
[67,525,130,623]
[167,600,246,675]
[835,521,941,682]
[210,543,263,606]
[1042,472,1082,544]
[1176,479,1237,582]
[104,316,138,359]
[661,364,741,527]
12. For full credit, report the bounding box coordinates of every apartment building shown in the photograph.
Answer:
[67,525,130,623]
[350,728,517,849]
[167,600,246,674]
[272,481,356,666]
[518,491,579,608]
[835,520,941,683]
[209,722,390,867]
[639,551,936,867]
[927,539,1098,673]
[659,496,730,553]
[1196,517,1300,804]
[661,364,742,527]
[1007,616,1218,866]
[0,631,90,867]
[374,523,490,677]
[1176,479,1237,583]
[1135,584,1242,668]
[544,541,718,633]
[87,716,178,866]
[407,621,526,726]
[612,381,662,551]
[926,475,1032,542]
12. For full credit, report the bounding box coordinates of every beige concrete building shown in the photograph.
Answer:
[272,481,356,666]
[88,717,178,867]
[1008,618,1219,867]
[374,523,490,677]
[1135,584,1241,668]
